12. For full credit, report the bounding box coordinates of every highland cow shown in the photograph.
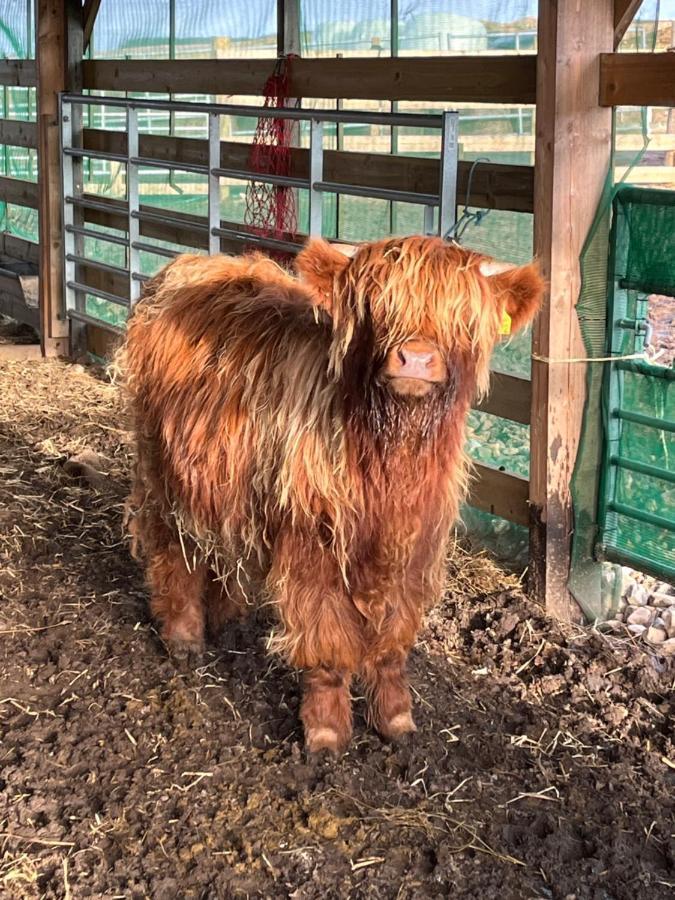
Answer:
[118,236,543,753]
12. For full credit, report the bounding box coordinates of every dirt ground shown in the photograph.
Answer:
[1,358,673,900]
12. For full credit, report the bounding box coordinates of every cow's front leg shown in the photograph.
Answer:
[361,647,416,741]
[301,666,353,755]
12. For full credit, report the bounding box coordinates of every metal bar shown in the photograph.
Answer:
[65,224,128,247]
[608,501,675,534]
[614,408,675,433]
[439,110,459,238]
[211,226,302,254]
[610,454,675,485]
[62,93,447,129]
[131,155,209,175]
[127,106,140,305]
[600,545,675,583]
[314,180,439,206]
[131,207,210,231]
[423,205,435,235]
[66,253,127,276]
[67,307,125,335]
[208,113,221,255]
[616,317,647,333]
[61,98,76,316]
[132,272,150,282]
[66,194,128,215]
[131,240,180,259]
[64,146,127,163]
[309,118,324,238]
[66,280,129,307]
[615,359,675,381]
[212,166,308,190]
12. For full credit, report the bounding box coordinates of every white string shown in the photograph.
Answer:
[531,349,665,365]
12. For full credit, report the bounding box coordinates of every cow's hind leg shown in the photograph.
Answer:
[147,542,207,652]
[361,647,416,741]
[301,667,353,755]
[360,596,421,742]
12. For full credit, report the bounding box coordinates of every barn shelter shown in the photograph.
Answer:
[0,2,674,897]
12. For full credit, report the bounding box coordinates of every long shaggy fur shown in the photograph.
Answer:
[116,235,543,749]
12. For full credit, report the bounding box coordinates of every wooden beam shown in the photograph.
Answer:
[473,371,531,425]
[82,128,535,215]
[37,0,83,357]
[469,464,529,526]
[600,53,675,107]
[530,0,614,620]
[0,343,42,360]
[82,0,102,51]
[82,56,537,103]
[0,176,39,208]
[0,233,40,266]
[614,0,643,48]
[0,118,38,149]
[0,59,37,87]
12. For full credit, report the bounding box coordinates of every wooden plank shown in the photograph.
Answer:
[83,128,535,214]
[614,0,643,48]
[530,0,614,620]
[600,53,675,107]
[0,118,38,149]
[0,176,39,208]
[473,371,531,425]
[469,464,529,526]
[0,59,37,87]
[85,321,121,359]
[0,233,40,266]
[37,0,83,357]
[82,56,537,103]
[82,0,102,51]
[0,343,42,360]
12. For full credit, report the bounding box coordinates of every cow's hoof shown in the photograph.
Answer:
[380,712,417,742]
[305,726,347,757]
[162,632,205,665]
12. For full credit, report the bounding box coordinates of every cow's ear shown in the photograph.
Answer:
[480,258,545,332]
[296,239,351,313]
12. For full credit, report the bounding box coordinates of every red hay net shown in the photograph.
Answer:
[244,56,299,266]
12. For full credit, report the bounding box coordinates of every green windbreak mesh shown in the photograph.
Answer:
[597,187,675,584]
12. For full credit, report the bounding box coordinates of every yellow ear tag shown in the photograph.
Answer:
[499,310,512,336]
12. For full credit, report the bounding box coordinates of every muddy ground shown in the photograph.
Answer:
[0,358,673,900]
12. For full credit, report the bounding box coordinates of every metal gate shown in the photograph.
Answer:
[60,94,458,335]
[597,187,675,582]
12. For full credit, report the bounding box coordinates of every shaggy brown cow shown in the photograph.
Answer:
[118,236,543,754]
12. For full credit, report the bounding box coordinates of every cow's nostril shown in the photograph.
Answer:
[397,348,406,365]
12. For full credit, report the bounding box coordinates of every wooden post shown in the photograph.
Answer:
[37,0,82,357]
[529,0,615,620]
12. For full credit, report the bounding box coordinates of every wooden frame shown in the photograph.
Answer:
[81,128,535,215]
[600,53,675,107]
[0,118,38,149]
[530,0,615,620]
[37,0,83,357]
[614,0,643,48]
[0,59,37,87]
[82,56,537,104]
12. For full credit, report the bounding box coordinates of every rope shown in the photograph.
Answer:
[531,349,666,365]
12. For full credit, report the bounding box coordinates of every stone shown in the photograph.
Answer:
[652,592,675,609]
[626,607,653,627]
[631,584,650,606]
[627,623,646,635]
[661,608,675,638]
[646,626,667,645]
[658,638,675,656]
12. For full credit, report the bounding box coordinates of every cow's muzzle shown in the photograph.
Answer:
[382,339,448,397]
